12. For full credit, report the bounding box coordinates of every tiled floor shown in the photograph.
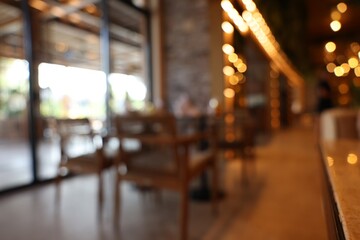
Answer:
[0,123,328,240]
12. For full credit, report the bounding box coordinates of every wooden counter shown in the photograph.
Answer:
[320,139,360,240]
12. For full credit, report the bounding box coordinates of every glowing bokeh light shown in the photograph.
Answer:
[348,57,359,68]
[223,88,235,98]
[325,41,336,52]
[330,20,341,32]
[331,10,341,20]
[326,63,336,73]
[223,66,235,76]
[222,21,234,34]
[222,44,234,54]
[337,2,347,13]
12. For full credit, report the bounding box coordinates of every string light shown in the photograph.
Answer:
[222,21,234,34]
[221,0,305,112]
[236,0,304,89]
[222,44,234,54]
[221,0,249,34]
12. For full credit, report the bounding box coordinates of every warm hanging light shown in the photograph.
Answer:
[237,0,304,89]
[228,53,238,63]
[349,57,359,68]
[223,66,235,76]
[330,20,342,32]
[341,63,351,74]
[334,66,345,77]
[325,41,336,52]
[331,10,341,20]
[222,44,234,54]
[221,0,233,12]
[222,0,249,34]
[222,21,234,34]
[234,58,243,68]
[326,63,336,73]
[229,75,240,85]
[223,88,235,98]
[220,0,304,112]
[355,66,360,77]
[237,63,247,73]
[337,2,348,13]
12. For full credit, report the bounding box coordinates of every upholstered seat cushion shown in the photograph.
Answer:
[124,147,214,174]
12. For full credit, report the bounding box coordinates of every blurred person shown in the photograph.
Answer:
[173,93,200,117]
[316,80,334,114]
[314,79,334,142]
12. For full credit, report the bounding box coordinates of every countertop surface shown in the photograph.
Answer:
[321,139,360,240]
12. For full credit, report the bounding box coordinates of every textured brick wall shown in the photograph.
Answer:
[163,0,212,113]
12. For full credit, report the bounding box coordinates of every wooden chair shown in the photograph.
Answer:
[55,118,116,208]
[214,110,256,184]
[113,112,218,240]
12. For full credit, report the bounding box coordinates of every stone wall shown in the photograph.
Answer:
[162,0,212,113]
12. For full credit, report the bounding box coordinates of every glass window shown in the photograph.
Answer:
[0,0,152,187]
[36,0,150,180]
[109,73,147,113]
[39,63,106,119]
[37,1,103,180]
[109,0,149,113]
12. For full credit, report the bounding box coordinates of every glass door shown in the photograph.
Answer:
[0,1,32,190]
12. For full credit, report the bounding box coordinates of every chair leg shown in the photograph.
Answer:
[211,160,218,215]
[55,171,62,204]
[97,171,104,219]
[114,176,121,227]
[98,171,104,208]
[180,184,189,240]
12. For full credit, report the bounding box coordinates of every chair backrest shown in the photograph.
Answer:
[113,112,180,175]
[114,112,177,137]
[56,118,96,159]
